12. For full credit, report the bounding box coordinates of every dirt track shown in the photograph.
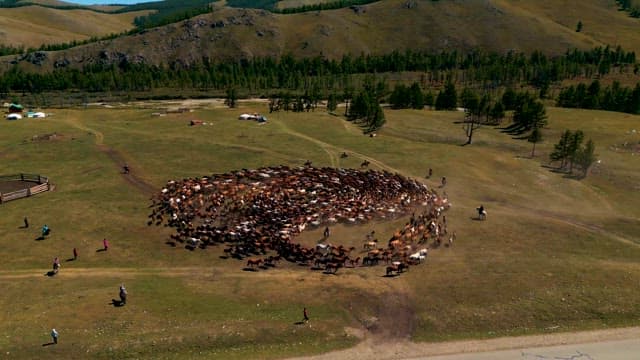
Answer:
[288,326,640,360]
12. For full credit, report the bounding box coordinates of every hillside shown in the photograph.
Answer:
[3,0,640,70]
[0,5,148,48]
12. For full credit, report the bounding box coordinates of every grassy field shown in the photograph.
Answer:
[1,101,639,359]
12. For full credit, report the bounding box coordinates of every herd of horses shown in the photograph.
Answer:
[149,165,451,277]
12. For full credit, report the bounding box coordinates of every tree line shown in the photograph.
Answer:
[1,46,636,95]
[557,80,640,115]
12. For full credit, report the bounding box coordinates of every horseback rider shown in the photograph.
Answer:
[478,205,485,219]
[123,163,130,174]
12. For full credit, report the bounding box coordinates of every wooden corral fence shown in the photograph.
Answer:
[0,174,51,204]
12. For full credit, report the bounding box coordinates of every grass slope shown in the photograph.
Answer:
[0,102,639,358]
[0,5,148,48]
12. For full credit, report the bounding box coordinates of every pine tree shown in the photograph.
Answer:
[550,130,572,169]
[327,93,338,113]
[224,87,237,108]
[575,139,596,177]
[435,81,457,110]
[528,126,542,157]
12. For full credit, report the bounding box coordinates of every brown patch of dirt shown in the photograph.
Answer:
[0,180,34,193]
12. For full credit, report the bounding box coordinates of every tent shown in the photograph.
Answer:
[6,113,22,120]
[26,112,46,118]
[8,103,23,113]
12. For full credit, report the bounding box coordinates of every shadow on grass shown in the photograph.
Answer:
[42,342,55,347]
[65,258,75,262]
[96,248,107,253]
[242,267,258,272]
[35,236,45,241]
[165,241,176,247]
[45,271,56,277]
[293,321,306,325]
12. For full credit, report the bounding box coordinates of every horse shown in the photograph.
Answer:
[340,152,348,158]
[246,258,263,268]
[386,263,407,276]
[304,160,312,167]
[361,160,370,168]
[477,208,487,220]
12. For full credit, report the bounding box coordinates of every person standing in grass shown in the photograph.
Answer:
[119,284,127,305]
[23,217,29,228]
[50,328,58,344]
[103,238,109,251]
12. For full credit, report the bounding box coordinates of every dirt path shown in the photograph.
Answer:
[64,117,156,196]
[276,121,400,173]
[288,326,640,360]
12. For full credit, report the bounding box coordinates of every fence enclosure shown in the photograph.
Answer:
[0,174,51,204]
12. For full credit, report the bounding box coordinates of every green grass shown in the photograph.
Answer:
[1,102,640,358]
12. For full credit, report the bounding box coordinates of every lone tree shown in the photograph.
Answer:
[528,126,543,157]
[575,139,597,177]
[225,87,237,108]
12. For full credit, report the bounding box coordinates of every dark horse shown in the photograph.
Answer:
[361,160,370,168]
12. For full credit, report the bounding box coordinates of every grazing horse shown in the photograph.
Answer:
[386,263,407,276]
[246,258,263,268]
[361,160,370,168]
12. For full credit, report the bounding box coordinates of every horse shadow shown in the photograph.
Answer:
[110,299,125,307]
[382,273,399,278]
[45,271,56,277]
[293,321,306,325]
[242,267,258,272]
[35,236,46,241]
[165,241,176,247]
[96,248,107,252]
[42,342,56,347]
[65,258,75,262]
[470,216,484,221]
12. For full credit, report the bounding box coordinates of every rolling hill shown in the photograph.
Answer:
[0,5,147,48]
[2,0,640,71]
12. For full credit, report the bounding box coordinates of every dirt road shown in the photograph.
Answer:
[289,326,640,360]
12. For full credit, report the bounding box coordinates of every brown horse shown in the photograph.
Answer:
[246,258,263,268]
[361,160,370,168]
[386,263,407,276]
